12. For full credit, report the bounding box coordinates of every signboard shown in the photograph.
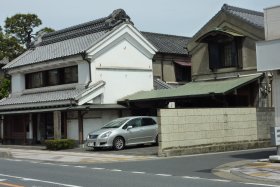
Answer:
[271,127,280,146]
[256,40,280,71]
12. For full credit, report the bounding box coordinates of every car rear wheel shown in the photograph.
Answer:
[113,137,125,150]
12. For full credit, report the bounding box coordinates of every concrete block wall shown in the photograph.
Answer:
[158,108,274,156]
[256,107,275,140]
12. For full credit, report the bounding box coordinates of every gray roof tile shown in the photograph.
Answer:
[5,31,107,69]
[0,88,83,106]
[3,9,132,70]
[222,4,264,28]
[141,32,190,55]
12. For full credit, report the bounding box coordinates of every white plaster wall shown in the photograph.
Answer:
[11,73,25,94]
[67,110,120,140]
[94,40,152,70]
[92,39,153,103]
[78,61,90,85]
[98,69,153,103]
[265,6,280,40]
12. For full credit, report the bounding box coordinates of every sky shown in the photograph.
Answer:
[1,0,280,37]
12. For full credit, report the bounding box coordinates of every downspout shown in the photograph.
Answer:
[82,53,92,88]
[161,54,164,81]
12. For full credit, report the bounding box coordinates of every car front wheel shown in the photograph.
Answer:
[113,137,125,150]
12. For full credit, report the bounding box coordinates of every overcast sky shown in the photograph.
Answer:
[1,0,280,37]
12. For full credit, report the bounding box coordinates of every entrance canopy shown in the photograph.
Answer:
[119,74,263,103]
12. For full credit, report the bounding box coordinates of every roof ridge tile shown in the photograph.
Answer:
[222,3,264,16]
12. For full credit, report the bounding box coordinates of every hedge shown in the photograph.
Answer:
[45,139,76,150]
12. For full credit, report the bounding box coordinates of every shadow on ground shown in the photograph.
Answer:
[230,149,276,160]
[86,144,158,156]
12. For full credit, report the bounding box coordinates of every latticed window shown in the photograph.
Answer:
[208,40,238,70]
[25,65,78,89]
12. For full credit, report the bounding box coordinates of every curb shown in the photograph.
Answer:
[230,168,280,185]
[0,151,12,158]
[213,160,280,185]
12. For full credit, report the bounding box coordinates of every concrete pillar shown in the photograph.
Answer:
[53,111,62,139]
[273,71,280,154]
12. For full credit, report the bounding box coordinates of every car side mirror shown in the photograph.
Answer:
[127,126,133,130]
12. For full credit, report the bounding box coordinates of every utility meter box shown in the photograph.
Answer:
[271,127,280,146]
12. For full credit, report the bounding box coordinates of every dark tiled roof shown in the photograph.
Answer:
[222,4,264,28]
[0,80,105,107]
[5,32,107,69]
[4,9,132,70]
[141,32,190,55]
[0,88,83,106]
[154,78,173,90]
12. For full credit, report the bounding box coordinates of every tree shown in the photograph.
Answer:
[36,27,55,36]
[4,14,42,48]
[0,78,10,99]
[0,32,25,61]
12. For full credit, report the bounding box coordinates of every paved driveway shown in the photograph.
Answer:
[0,144,159,156]
[84,144,158,156]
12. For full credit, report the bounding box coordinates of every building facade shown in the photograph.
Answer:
[0,9,157,145]
[121,4,271,108]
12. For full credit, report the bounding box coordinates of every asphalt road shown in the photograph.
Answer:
[0,147,277,187]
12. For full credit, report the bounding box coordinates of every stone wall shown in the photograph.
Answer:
[158,108,274,156]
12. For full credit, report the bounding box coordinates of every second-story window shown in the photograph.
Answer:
[196,29,243,71]
[208,40,238,70]
[26,65,78,89]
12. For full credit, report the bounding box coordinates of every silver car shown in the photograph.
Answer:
[86,116,158,150]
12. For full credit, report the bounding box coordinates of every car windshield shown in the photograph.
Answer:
[101,118,129,129]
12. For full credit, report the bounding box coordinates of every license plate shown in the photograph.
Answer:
[88,142,95,147]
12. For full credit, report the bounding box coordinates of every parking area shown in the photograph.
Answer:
[0,143,159,157]
[82,144,158,156]
[88,144,158,156]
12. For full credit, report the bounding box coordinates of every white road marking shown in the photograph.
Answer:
[91,167,105,170]
[182,176,200,179]
[59,164,70,167]
[242,182,280,187]
[0,173,81,187]
[3,158,278,187]
[111,169,122,172]
[74,166,86,168]
[131,171,146,174]
[155,174,172,177]
[40,162,55,165]
[208,179,231,182]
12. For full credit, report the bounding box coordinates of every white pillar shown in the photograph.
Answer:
[28,114,33,140]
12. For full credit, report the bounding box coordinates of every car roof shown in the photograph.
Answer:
[117,116,157,120]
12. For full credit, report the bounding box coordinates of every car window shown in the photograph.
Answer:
[124,118,142,129]
[101,118,129,129]
[142,118,156,126]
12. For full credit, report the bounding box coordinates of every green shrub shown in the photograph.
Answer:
[45,139,76,150]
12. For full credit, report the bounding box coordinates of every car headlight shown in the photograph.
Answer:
[100,131,112,138]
